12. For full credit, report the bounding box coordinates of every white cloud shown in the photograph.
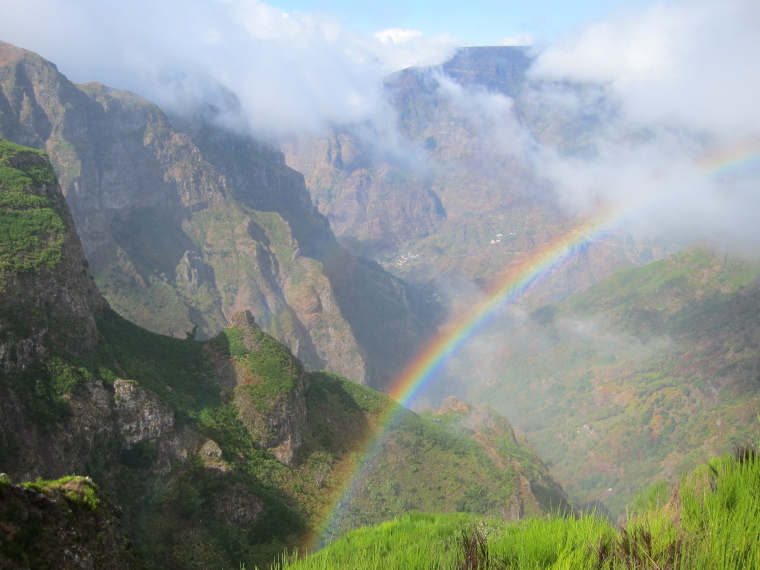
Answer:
[375,28,424,45]
[234,0,302,41]
[513,0,760,250]
[531,0,760,139]
[0,0,459,139]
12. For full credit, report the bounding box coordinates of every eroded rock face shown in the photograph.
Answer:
[259,373,307,465]
[175,250,210,297]
[113,380,175,448]
[211,482,264,527]
[228,309,259,330]
[0,379,113,481]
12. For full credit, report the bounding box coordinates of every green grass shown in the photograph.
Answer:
[95,308,220,422]
[215,326,302,413]
[0,139,66,274]
[274,447,760,569]
[22,475,100,511]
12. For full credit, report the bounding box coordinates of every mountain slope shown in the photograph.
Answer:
[0,40,437,389]
[453,245,760,515]
[276,446,760,569]
[0,138,566,567]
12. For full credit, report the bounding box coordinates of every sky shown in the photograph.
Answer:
[0,0,672,127]
[266,0,660,46]
[1,0,759,246]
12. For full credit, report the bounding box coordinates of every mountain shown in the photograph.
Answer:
[284,47,670,303]
[450,245,760,516]
[0,40,437,390]
[282,45,760,519]
[0,138,567,567]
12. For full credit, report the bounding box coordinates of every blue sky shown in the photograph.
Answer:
[272,0,661,45]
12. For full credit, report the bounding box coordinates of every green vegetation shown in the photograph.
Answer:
[96,308,220,421]
[275,446,760,569]
[456,246,760,516]
[215,325,301,413]
[3,357,98,425]
[79,311,550,569]
[22,475,100,511]
[0,139,66,275]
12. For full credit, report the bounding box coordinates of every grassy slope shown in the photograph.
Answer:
[0,139,64,275]
[277,447,760,569]
[88,311,557,568]
[459,245,760,515]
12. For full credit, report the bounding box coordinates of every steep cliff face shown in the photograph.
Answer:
[283,127,447,256]
[0,41,437,388]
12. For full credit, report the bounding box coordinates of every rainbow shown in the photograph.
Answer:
[308,211,616,547]
[698,139,760,179]
[387,213,614,407]
[308,141,760,549]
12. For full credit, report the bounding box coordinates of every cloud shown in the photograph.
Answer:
[520,0,760,249]
[530,0,760,139]
[376,29,424,45]
[2,0,758,248]
[0,0,459,139]
[433,71,534,156]
[371,28,459,71]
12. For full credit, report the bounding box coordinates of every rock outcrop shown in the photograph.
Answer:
[213,311,309,464]
[113,379,175,448]
[0,475,143,569]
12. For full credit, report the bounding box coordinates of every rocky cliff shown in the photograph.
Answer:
[284,47,670,306]
[0,40,437,389]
